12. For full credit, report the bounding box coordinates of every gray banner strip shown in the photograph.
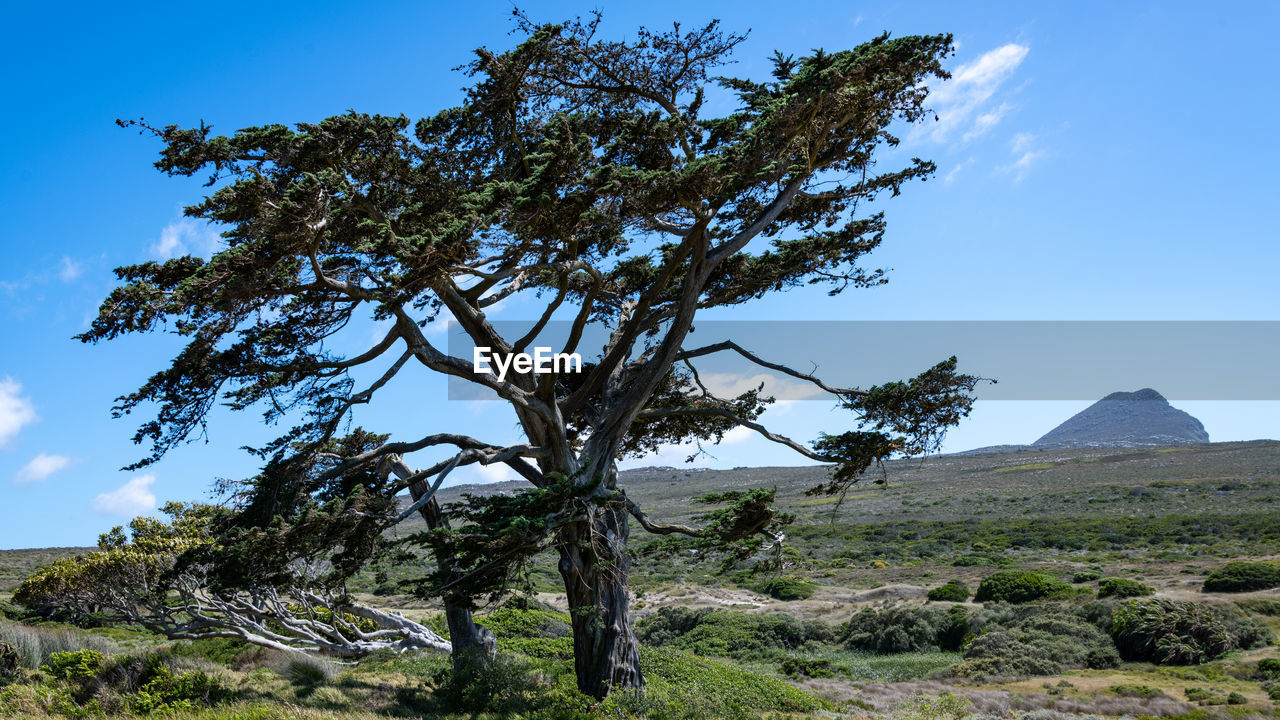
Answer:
[446,321,1280,401]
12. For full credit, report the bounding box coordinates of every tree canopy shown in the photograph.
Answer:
[85,13,978,698]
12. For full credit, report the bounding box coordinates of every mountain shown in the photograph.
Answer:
[1031,388,1209,449]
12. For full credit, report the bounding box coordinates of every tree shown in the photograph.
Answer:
[86,13,977,698]
[14,503,451,657]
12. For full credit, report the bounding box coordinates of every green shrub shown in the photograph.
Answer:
[974,570,1071,604]
[1110,598,1272,665]
[1072,569,1104,583]
[637,607,833,660]
[843,605,969,654]
[1227,691,1248,705]
[1098,577,1155,598]
[1185,687,1215,702]
[952,555,998,567]
[1110,684,1163,698]
[477,606,572,640]
[752,575,818,600]
[169,637,261,667]
[605,646,825,719]
[43,649,106,681]
[1264,681,1280,701]
[779,657,845,678]
[927,581,970,602]
[1203,562,1280,592]
[1257,658,1280,679]
[955,606,1118,678]
[131,660,223,714]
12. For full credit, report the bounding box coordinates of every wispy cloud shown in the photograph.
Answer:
[916,44,1030,144]
[58,257,83,282]
[943,158,975,185]
[0,377,37,446]
[1002,132,1045,181]
[14,452,71,483]
[151,218,221,260]
[92,474,158,516]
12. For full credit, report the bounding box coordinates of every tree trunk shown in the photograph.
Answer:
[557,496,644,699]
[415,488,495,672]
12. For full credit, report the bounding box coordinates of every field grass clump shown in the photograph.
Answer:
[1203,561,1280,592]
[43,649,106,681]
[276,653,339,687]
[1098,577,1156,598]
[1109,597,1273,664]
[637,606,832,660]
[974,570,1072,603]
[927,580,970,602]
[0,619,117,669]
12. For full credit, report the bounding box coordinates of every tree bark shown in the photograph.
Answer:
[556,493,644,699]
[414,484,496,672]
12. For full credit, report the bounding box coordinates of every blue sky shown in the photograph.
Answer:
[1,1,1277,548]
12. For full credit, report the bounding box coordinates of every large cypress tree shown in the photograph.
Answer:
[84,14,977,698]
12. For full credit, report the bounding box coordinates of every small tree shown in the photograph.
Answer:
[86,14,977,697]
[14,503,451,657]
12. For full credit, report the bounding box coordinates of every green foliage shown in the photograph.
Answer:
[42,650,106,681]
[130,659,223,714]
[476,606,572,640]
[1256,657,1280,679]
[842,605,967,654]
[169,637,260,668]
[1110,684,1164,698]
[974,570,1072,603]
[1236,597,1280,616]
[927,580,970,602]
[1109,598,1273,664]
[1072,569,1104,583]
[1203,561,1280,592]
[751,574,817,600]
[955,605,1119,678]
[1227,691,1248,705]
[1097,577,1155,598]
[636,607,833,660]
[605,646,825,720]
[779,657,845,678]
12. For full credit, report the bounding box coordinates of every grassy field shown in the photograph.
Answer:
[2,440,1279,719]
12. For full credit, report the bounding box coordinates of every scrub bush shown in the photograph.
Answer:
[927,580,970,602]
[974,570,1072,603]
[1098,577,1155,598]
[1203,562,1280,592]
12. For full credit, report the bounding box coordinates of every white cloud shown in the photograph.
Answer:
[700,372,826,401]
[1002,133,1045,181]
[14,452,71,483]
[58,257,83,282]
[917,44,1030,144]
[91,474,158,516]
[151,218,220,260]
[943,158,975,185]
[0,377,37,446]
